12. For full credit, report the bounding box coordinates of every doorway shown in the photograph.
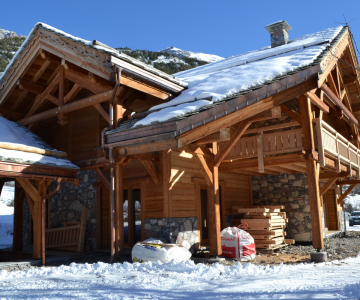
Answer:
[98,186,142,249]
[123,188,141,246]
[199,186,222,243]
[324,189,338,231]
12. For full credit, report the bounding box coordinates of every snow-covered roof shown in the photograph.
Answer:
[0,23,187,88]
[0,117,78,169]
[112,26,346,130]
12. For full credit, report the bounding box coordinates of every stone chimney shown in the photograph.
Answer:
[265,21,292,48]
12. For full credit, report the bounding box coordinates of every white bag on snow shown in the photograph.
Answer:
[132,238,192,263]
[221,226,256,261]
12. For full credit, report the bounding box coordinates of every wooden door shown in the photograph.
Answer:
[325,189,338,230]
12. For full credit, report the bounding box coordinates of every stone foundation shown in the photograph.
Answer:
[144,217,199,251]
[252,173,312,242]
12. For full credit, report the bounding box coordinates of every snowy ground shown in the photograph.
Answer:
[0,185,14,249]
[1,256,360,298]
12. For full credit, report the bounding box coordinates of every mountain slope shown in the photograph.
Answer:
[0,28,25,73]
[161,46,224,63]
[0,26,223,76]
[116,47,223,75]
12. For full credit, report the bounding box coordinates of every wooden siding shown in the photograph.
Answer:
[170,149,252,222]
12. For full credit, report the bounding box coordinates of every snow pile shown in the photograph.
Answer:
[0,117,78,169]
[0,200,14,249]
[135,26,343,127]
[1,256,360,298]
[0,185,14,206]
[162,46,224,63]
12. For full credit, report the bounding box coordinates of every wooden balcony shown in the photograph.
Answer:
[219,119,360,177]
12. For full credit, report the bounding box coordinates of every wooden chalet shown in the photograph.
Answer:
[0,21,360,261]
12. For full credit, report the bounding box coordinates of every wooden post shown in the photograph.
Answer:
[33,181,46,260]
[207,142,222,256]
[298,95,324,250]
[13,185,24,251]
[115,163,124,258]
[162,150,172,218]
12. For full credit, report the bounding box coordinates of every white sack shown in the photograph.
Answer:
[132,238,192,263]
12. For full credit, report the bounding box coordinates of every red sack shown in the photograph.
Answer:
[221,224,256,261]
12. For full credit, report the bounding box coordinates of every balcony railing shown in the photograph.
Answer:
[218,119,360,176]
[314,119,360,176]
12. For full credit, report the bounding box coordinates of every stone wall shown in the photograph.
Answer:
[252,173,313,242]
[144,217,199,251]
[48,170,98,251]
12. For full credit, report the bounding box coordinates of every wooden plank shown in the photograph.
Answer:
[298,95,324,250]
[214,121,251,167]
[244,121,300,135]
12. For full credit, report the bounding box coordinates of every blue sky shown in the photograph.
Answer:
[2,0,360,58]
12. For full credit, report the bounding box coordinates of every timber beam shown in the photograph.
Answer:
[141,160,160,184]
[94,168,110,190]
[18,90,113,125]
[338,184,357,204]
[320,178,338,197]
[219,153,306,172]
[320,171,351,179]
[336,179,360,185]
[193,153,213,186]
[306,91,330,113]
[280,104,302,124]
[194,128,230,145]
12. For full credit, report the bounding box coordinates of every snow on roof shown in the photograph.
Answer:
[0,117,78,169]
[0,23,186,88]
[132,26,344,128]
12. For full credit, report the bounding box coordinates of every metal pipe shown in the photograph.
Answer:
[101,67,122,147]
[109,146,116,262]
[42,178,62,265]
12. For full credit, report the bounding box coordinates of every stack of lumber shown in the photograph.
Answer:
[232,205,295,253]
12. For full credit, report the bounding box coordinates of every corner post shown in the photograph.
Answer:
[13,183,24,251]
[208,142,222,256]
[115,163,124,258]
[298,95,324,250]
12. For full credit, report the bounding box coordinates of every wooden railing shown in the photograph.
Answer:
[218,119,360,175]
[219,127,304,161]
[45,207,88,252]
[314,118,360,176]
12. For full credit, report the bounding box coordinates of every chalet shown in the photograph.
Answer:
[0,20,359,262]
